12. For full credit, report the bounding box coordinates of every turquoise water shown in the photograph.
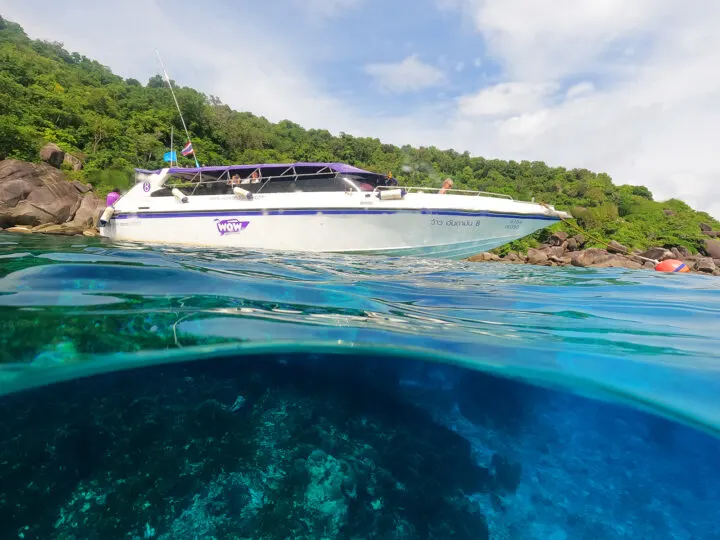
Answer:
[1,231,720,538]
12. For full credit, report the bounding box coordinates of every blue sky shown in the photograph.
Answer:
[2,0,720,218]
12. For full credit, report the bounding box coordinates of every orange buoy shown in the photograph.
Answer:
[655,259,690,273]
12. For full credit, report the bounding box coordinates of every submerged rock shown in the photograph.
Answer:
[0,356,494,540]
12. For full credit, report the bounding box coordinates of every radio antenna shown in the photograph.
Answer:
[155,50,200,168]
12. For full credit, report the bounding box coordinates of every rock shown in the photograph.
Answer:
[467,252,501,262]
[663,209,675,216]
[70,192,104,228]
[607,240,629,254]
[548,255,572,266]
[572,234,587,248]
[526,248,549,266]
[643,261,655,269]
[4,226,32,234]
[0,159,94,229]
[705,231,720,238]
[548,231,569,246]
[694,257,716,274]
[671,246,690,259]
[32,223,84,235]
[83,228,100,237]
[638,247,674,261]
[39,143,65,168]
[570,248,613,267]
[700,223,713,233]
[71,180,92,193]
[543,246,566,259]
[704,239,720,259]
[63,153,83,171]
[502,252,526,263]
[565,237,579,251]
[593,255,644,270]
[569,248,643,269]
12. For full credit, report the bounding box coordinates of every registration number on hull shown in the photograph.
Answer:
[429,217,525,229]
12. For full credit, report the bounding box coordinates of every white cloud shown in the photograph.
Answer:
[364,55,447,93]
[444,0,672,80]
[438,0,720,218]
[457,82,556,117]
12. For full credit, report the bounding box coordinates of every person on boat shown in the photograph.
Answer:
[439,178,453,194]
[250,170,261,183]
[229,174,241,186]
[106,187,121,207]
[385,171,398,186]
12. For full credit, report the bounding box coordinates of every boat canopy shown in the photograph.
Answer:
[135,162,378,181]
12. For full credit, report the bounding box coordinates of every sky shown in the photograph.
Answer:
[2,0,719,218]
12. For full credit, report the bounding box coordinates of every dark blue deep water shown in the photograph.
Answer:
[1,232,720,539]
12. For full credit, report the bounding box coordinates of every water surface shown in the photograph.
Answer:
[1,231,720,539]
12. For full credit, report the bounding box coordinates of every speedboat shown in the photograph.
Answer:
[98,162,571,259]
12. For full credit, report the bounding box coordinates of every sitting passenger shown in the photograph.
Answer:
[250,170,261,184]
[439,178,453,194]
[229,174,241,186]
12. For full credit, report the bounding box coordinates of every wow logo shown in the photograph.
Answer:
[215,218,250,235]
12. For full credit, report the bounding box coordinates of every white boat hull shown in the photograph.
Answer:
[101,191,563,260]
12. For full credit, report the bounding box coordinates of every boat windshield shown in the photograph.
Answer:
[149,164,392,197]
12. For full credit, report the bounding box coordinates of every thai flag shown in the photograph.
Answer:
[181,141,194,156]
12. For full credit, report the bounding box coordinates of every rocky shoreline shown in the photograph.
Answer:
[468,230,720,276]
[0,145,104,238]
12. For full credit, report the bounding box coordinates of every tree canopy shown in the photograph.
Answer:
[0,16,717,253]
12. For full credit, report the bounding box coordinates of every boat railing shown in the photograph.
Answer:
[374,185,514,200]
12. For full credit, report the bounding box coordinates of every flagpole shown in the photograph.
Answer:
[170,125,174,166]
[156,50,201,168]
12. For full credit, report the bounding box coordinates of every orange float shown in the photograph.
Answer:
[654,259,690,273]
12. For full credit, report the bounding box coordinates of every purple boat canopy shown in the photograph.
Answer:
[135,162,378,177]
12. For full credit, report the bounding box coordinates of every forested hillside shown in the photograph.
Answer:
[0,15,717,253]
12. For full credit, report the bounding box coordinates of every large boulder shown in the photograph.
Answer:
[671,246,691,259]
[39,143,65,168]
[704,239,720,259]
[526,248,549,265]
[548,231,569,247]
[0,159,98,229]
[694,258,716,274]
[70,192,104,228]
[638,247,674,261]
[63,153,83,171]
[543,246,566,259]
[607,240,629,254]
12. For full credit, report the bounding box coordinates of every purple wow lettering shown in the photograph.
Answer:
[215,218,250,236]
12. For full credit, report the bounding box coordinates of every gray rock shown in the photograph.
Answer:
[638,247,674,261]
[549,231,569,246]
[607,240,629,254]
[703,239,720,259]
[0,159,97,229]
[694,257,716,273]
[526,248,549,265]
[39,142,65,168]
[63,153,84,171]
